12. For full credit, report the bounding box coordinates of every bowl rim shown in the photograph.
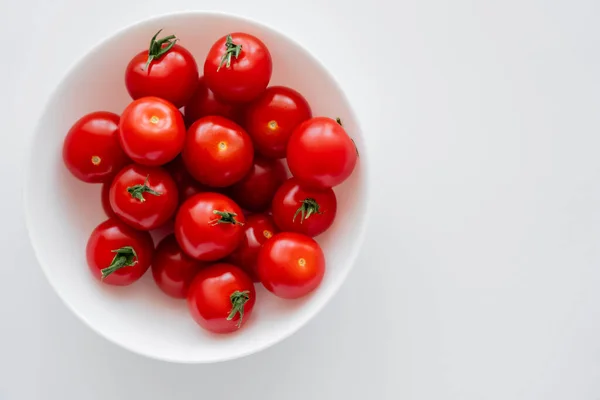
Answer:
[23,9,371,364]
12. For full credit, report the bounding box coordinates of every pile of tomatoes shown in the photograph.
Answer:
[62,30,358,334]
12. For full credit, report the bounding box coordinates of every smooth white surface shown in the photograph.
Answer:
[2,0,600,398]
[24,11,368,363]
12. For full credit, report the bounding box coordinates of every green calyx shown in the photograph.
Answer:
[100,246,138,280]
[293,198,323,224]
[335,117,359,156]
[217,35,242,71]
[145,29,178,70]
[209,210,244,226]
[227,290,250,328]
[127,175,162,202]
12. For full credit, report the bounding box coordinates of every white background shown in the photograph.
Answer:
[2,0,600,399]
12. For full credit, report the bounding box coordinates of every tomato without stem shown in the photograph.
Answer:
[175,193,246,261]
[271,178,337,237]
[187,263,256,333]
[204,33,272,103]
[125,31,198,108]
[226,214,278,281]
[228,156,287,212]
[257,232,325,299]
[86,218,154,286]
[287,117,358,189]
[62,111,130,183]
[152,234,207,299]
[184,76,242,127]
[244,86,312,159]
[119,96,186,166]
[109,164,178,231]
[182,116,254,188]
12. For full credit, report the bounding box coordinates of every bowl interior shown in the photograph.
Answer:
[25,11,368,363]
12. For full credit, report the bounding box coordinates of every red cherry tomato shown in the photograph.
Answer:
[119,96,186,166]
[175,192,246,261]
[204,33,272,103]
[184,76,242,127]
[187,263,256,333]
[125,31,198,108]
[109,164,178,231]
[86,218,154,286]
[182,116,254,187]
[152,234,207,299]
[271,178,337,237]
[226,214,278,281]
[257,232,325,299]
[62,111,130,183]
[163,156,208,203]
[287,117,358,189]
[244,86,312,159]
[227,156,287,212]
[101,182,115,217]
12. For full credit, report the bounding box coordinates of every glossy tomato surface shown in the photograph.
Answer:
[182,116,253,187]
[125,33,198,108]
[287,117,358,189]
[152,234,206,298]
[109,164,178,231]
[184,76,242,126]
[101,182,115,217]
[163,155,208,204]
[227,214,278,281]
[204,33,272,103]
[62,111,130,183]
[244,86,312,159]
[228,156,287,212]
[175,192,246,261]
[257,232,325,299]
[271,178,337,237]
[119,96,186,166]
[187,263,256,333]
[86,218,154,286]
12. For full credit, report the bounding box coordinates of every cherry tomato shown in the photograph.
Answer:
[184,76,242,127]
[86,218,154,286]
[175,192,246,261]
[125,30,198,108]
[287,117,358,189]
[226,214,278,281]
[62,111,130,183]
[182,116,254,187]
[119,96,186,166]
[152,234,207,299]
[109,164,178,231]
[271,178,337,237]
[228,156,287,212]
[244,86,312,159]
[101,182,115,217]
[204,33,272,103]
[187,263,256,333]
[163,155,208,203]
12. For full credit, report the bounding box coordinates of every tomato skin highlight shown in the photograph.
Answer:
[125,43,198,108]
[62,111,130,183]
[109,164,179,231]
[287,117,358,189]
[226,214,278,281]
[184,76,242,127]
[86,218,154,286]
[119,96,186,166]
[257,232,325,299]
[182,116,254,188]
[152,234,207,299]
[244,86,312,159]
[175,192,246,261]
[271,178,337,237]
[187,263,256,333]
[228,156,287,213]
[204,33,272,103]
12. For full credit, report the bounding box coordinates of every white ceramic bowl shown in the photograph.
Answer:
[24,11,369,363]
